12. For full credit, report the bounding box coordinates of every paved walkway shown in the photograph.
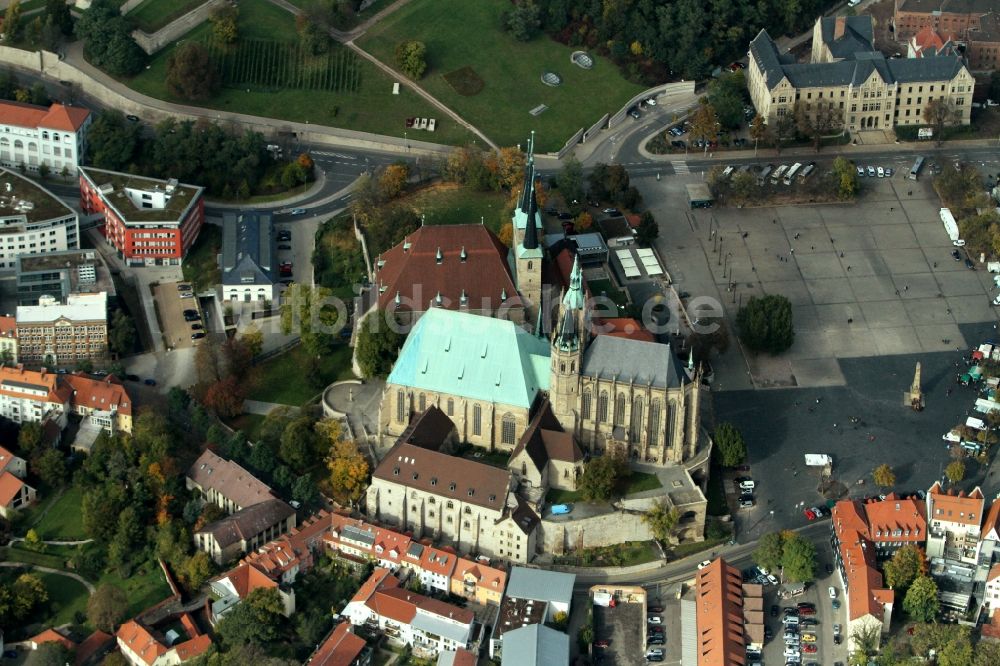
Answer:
[9,537,93,546]
[0,562,96,594]
[243,399,300,415]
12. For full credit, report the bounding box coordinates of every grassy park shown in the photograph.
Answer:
[359,0,644,150]
[124,0,472,144]
[30,486,87,540]
[247,343,354,405]
[403,184,508,233]
[128,0,206,33]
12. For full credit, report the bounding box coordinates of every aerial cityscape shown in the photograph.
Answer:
[2,0,1000,665]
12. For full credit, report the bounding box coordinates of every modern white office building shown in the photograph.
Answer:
[0,168,80,271]
[0,101,91,174]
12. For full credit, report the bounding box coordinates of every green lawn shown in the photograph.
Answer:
[1,545,69,569]
[37,572,90,627]
[287,0,397,30]
[546,487,582,504]
[248,343,355,405]
[99,566,172,619]
[359,0,645,151]
[403,184,508,233]
[128,0,206,33]
[553,540,659,567]
[182,224,221,292]
[225,412,266,441]
[31,486,87,541]
[123,0,472,145]
[622,471,662,495]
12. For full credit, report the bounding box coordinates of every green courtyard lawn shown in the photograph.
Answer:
[403,184,508,233]
[128,0,206,33]
[248,343,355,405]
[99,566,173,619]
[358,0,645,151]
[181,224,221,292]
[37,572,90,627]
[621,471,662,494]
[31,486,87,540]
[123,0,472,145]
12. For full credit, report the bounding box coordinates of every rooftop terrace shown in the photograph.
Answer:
[0,168,75,226]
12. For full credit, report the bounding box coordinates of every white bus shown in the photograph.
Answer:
[909,156,925,181]
[783,162,802,185]
[771,164,788,185]
[799,162,816,181]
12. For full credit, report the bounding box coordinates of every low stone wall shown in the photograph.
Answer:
[608,80,696,129]
[540,509,655,555]
[132,0,225,56]
[557,127,584,159]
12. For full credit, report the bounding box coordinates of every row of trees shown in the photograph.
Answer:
[76,0,146,76]
[2,0,73,52]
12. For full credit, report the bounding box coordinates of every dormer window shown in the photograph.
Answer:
[468,489,475,497]
[450,482,456,491]
[431,477,438,486]
[393,467,400,476]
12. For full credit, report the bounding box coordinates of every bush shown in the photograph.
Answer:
[395,40,427,79]
[737,294,794,354]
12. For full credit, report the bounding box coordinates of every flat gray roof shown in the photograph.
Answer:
[500,624,569,666]
[505,567,575,606]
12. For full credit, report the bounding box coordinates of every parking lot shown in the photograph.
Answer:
[153,281,203,351]
[593,600,649,666]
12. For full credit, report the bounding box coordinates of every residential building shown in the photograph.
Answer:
[894,1,1000,71]
[79,166,205,267]
[194,497,297,565]
[925,482,985,565]
[15,292,109,365]
[0,167,80,271]
[437,649,477,666]
[984,564,1000,613]
[64,372,133,434]
[407,542,458,595]
[0,365,69,428]
[186,448,277,513]
[0,316,16,363]
[500,624,569,666]
[748,15,975,133]
[490,567,575,659]
[373,224,523,323]
[0,469,36,517]
[0,101,91,173]
[209,562,295,621]
[221,211,279,303]
[980,499,1000,564]
[308,622,371,666]
[694,558,747,666]
[507,398,583,492]
[15,249,107,305]
[450,556,507,606]
[116,613,212,666]
[241,510,331,585]
[29,628,75,651]
[343,568,476,658]
[906,26,961,59]
[0,445,27,479]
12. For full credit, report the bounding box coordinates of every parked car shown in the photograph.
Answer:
[144,378,157,386]
[803,645,817,654]
[771,605,780,617]
[277,230,291,241]
[856,165,864,177]
[740,498,754,509]
[804,508,816,520]
[594,640,610,648]
[648,605,664,613]
[825,563,834,574]
[290,208,306,215]
[648,616,662,624]
[828,586,838,599]
[278,244,292,250]
[767,574,779,586]
[191,332,206,340]
[867,165,876,177]
[629,108,641,120]
[801,634,816,643]
[877,166,885,177]
[177,283,191,291]
[602,208,621,216]
[698,561,712,570]
[191,323,204,331]
[832,599,841,610]
[952,249,962,261]
[125,374,140,382]
[737,478,755,490]
[551,504,572,515]
[126,114,140,122]
[966,258,976,270]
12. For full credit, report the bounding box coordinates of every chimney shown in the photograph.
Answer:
[834,16,847,41]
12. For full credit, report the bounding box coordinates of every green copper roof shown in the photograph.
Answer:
[563,255,585,311]
[387,308,550,408]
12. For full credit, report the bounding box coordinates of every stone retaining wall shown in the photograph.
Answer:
[540,510,655,555]
[131,0,225,56]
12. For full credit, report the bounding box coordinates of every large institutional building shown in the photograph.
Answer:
[748,15,974,133]
[0,168,80,271]
[0,101,91,174]
[15,292,108,365]
[78,167,205,267]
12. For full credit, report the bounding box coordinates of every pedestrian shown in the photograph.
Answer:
[947,308,952,314]
[933,262,938,268]
[905,285,909,291]
[773,219,777,224]
[811,245,815,250]
[840,251,844,258]
[895,289,900,295]
[847,265,851,271]
[847,317,853,323]
[908,190,912,196]
[890,207,894,212]
[816,397,821,404]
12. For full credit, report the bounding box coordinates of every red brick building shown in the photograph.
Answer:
[78,167,204,267]
[894,1,1000,71]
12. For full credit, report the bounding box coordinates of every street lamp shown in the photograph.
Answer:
[404,131,409,152]
[717,237,724,265]
[724,251,733,275]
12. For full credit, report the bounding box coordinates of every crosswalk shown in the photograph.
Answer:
[313,150,355,159]
[671,161,690,174]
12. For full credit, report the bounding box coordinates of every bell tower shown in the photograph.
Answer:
[549,256,588,427]
[513,132,544,323]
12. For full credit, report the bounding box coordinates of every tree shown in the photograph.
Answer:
[577,452,627,501]
[109,309,136,357]
[505,0,541,41]
[781,531,817,583]
[17,421,43,456]
[86,110,141,170]
[496,146,526,192]
[902,575,939,622]
[177,551,214,591]
[75,0,146,76]
[241,326,263,358]
[3,1,22,44]
[712,423,746,467]
[202,376,246,419]
[87,584,128,632]
[794,100,843,151]
[923,98,960,146]
[832,157,858,200]
[395,40,427,79]
[690,101,720,155]
[945,459,965,483]
[707,71,747,130]
[736,294,794,354]
[217,587,284,646]
[749,114,767,156]
[356,310,403,379]
[327,438,370,503]
[575,211,593,232]
[45,0,73,36]
[556,156,584,205]
[771,113,795,155]
[753,531,784,574]
[872,463,896,489]
[10,573,48,621]
[166,42,220,101]
[32,447,67,487]
[209,4,239,45]
[848,622,882,664]
[296,11,331,56]
[279,416,317,470]
[883,544,926,590]
[279,283,339,357]
[24,528,43,551]
[642,499,680,543]
[30,643,71,666]
[498,222,514,247]
[379,163,410,200]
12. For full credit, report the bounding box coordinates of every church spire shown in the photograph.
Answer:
[520,132,539,251]
[562,255,584,311]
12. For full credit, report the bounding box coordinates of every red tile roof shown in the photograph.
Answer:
[310,623,367,666]
[187,448,275,509]
[349,567,399,605]
[928,482,985,526]
[0,445,19,475]
[452,557,507,595]
[0,365,68,405]
[418,544,457,578]
[415,593,474,624]
[0,471,27,507]
[988,563,1000,583]
[831,500,894,622]
[369,587,418,624]
[983,609,1000,641]
[372,526,412,563]
[0,100,90,132]
[695,558,746,666]
[982,499,1000,539]
[75,630,113,666]
[0,315,15,337]
[117,621,167,666]
[65,372,133,417]
[30,628,75,651]
[863,493,926,542]
[214,562,278,598]
[595,317,656,343]
[373,224,521,313]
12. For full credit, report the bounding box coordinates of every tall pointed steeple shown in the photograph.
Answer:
[520,132,539,251]
[511,131,544,324]
[555,255,587,351]
[562,255,585,311]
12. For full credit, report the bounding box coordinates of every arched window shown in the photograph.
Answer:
[614,393,626,426]
[571,361,575,372]
[27,142,36,152]
[13,140,23,149]
[527,261,533,270]
[597,391,608,423]
[473,404,482,436]
[630,397,644,443]
[560,362,565,373]
[501,413,516,445]
[447,398,454,416]
[418,393,426,412]
[649,400,661,446]
[396,390,405,422]
[581,391,592,420]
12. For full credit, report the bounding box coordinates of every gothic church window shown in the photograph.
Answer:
[597,391,608,422]
[473,404,482,436]
[649,400,661,446]
[501,414,516,445]
[581,391,591,420]
[396,390,404,422]
[630,398,644,443]
[614,393,626,426]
